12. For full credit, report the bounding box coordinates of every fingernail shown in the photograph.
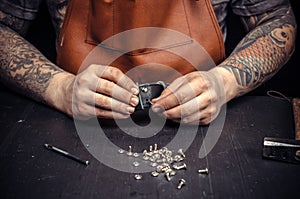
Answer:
[131,87,139,95]
[152,106,163,113]
[151,97,159,103]
[126,106,135,114]
[130,96,139,107]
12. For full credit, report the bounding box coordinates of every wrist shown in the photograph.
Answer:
[44,71,75,116]
[209,66,239,102]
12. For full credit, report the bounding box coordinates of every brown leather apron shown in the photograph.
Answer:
[57,0,225,83]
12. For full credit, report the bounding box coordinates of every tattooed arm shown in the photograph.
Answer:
[0,12,69,103]
[152,3,296,125]
[0,13,139,119]
[219,4,297,97]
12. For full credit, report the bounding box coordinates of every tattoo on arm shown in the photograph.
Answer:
[220,5,297,95]
[0,23,63,103]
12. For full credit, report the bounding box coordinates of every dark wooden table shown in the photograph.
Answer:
[0,87,299,199]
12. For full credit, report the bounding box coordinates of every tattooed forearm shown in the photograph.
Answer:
[0,23,63,102]
[220,5,297,95]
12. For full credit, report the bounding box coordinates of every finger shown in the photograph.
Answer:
[95,66,139,95]
[94,93,135,115]
[152,76,186,102]
[96,79,139,107]
[95,108,131,119]
[74,105,130,120]
[162,91,216,119]
[152,82,204,113]
[181,105,218,125]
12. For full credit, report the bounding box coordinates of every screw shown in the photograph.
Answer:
[198,168,209,175]
[177,179,186,189]
[173,163,187,170]
[149,145,153,152]
[178,148,186,158]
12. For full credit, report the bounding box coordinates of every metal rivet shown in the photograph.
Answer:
[133,161,140,167]
[150,162,158,167]
[151,171,159,177]
[165,172,172,181]
[178,148,186,158]
[173,163,187,170]
[154,144,158,151]
[149,145,153,152]
[118,149,125,154]
[134,174,142,180]
[198,168,209,174]
[177,179,186,189]
[133,152,139,157]
[127,146,133,156]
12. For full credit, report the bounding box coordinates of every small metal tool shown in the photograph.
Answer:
[44,144,89,166]
[263,98,300,164]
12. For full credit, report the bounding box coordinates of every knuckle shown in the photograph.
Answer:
[108,67,122,78]
[209,106,217,115]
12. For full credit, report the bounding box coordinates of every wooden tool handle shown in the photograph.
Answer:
[292,98,300,140]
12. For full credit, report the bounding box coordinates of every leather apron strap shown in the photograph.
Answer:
[57,0,225,83]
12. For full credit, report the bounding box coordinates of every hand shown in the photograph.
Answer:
[48,64,139,120]
[151,67,236,125]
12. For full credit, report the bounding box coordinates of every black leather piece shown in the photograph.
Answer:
[136,81,167,110]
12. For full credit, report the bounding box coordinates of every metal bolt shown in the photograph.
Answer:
[177,179,186,189]
[173,163,187,170]
[178,148,186,158]
[133,161,140,167]
[197,168,209,175]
